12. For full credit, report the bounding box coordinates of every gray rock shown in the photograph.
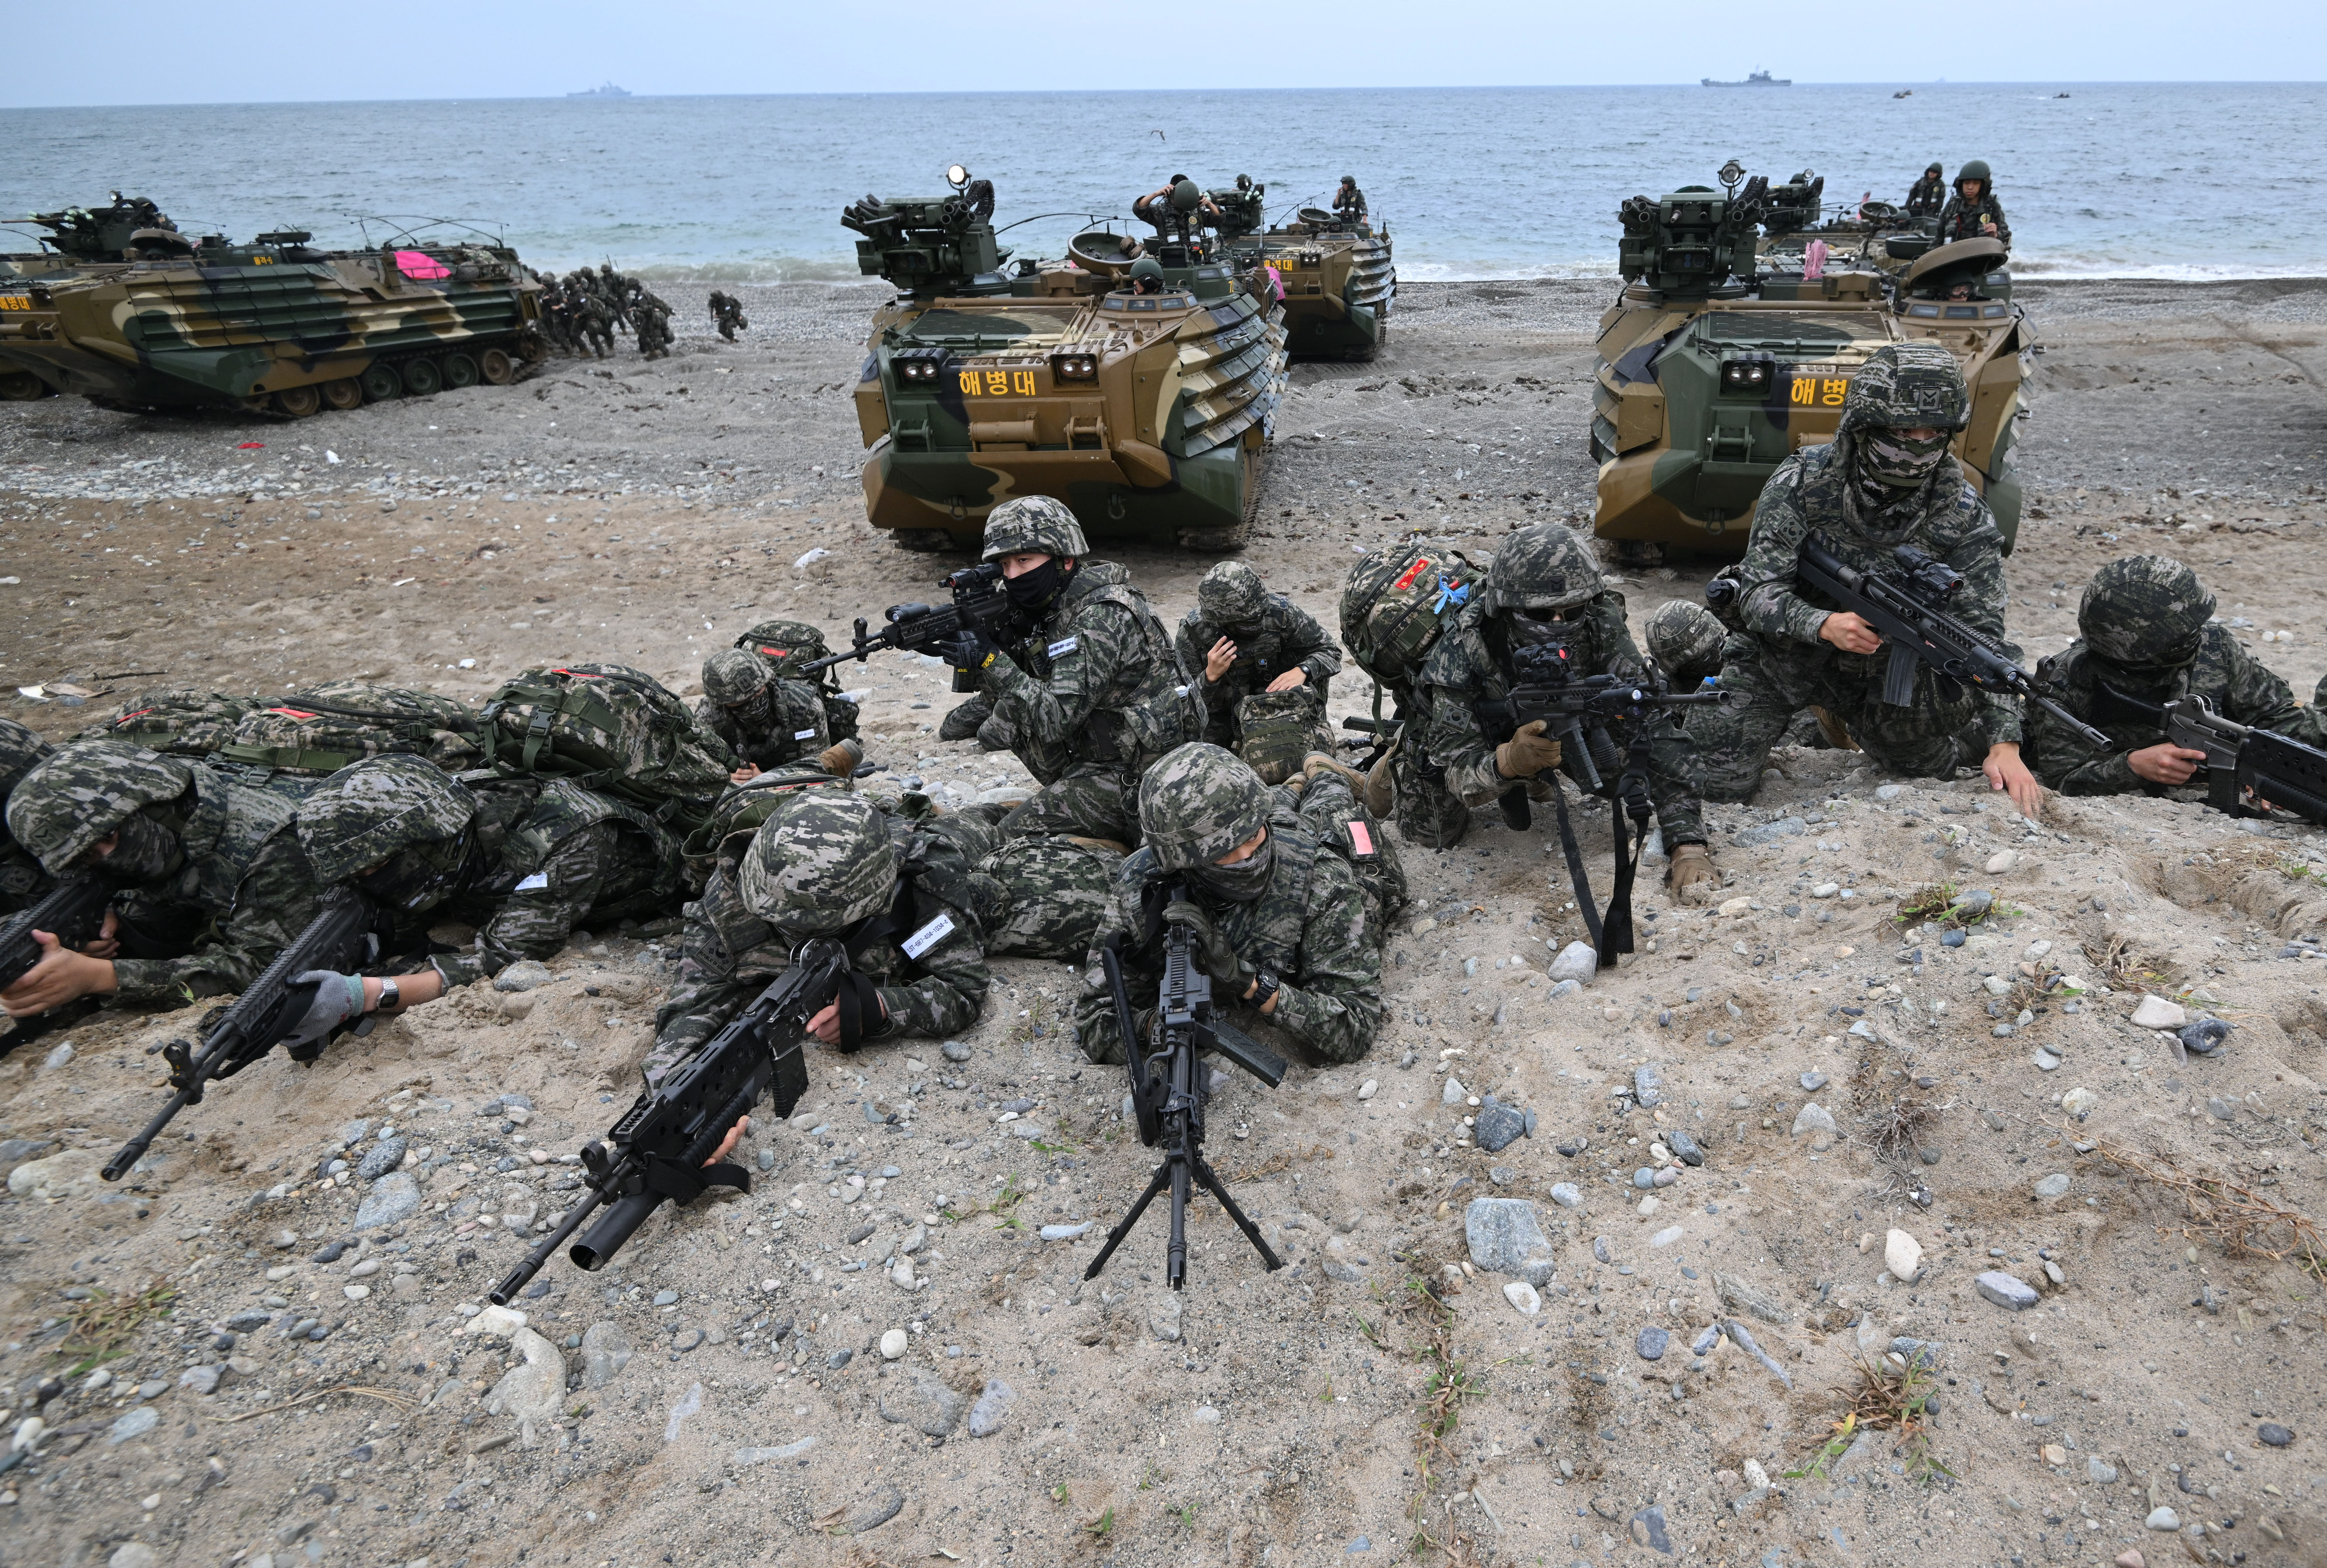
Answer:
[846,1222,876,1245]
[0,1137,56,1175]
[877,1365,967,1437]
[108,1546,159,1568]
[842,1484,905,1535]
[2180,1018,2233,1056]
[1632,1168,1657,1190]
[2259,1422,2295,1447]
[1799,1071,1828,1091]
[1629,1502,1674,1554]
[733,1437,817,1465]
[493,960,555,993]
[1976,1271,2040,1311]
[1324,1260,1363,1283]
[1889,1336,1943,1369]
[335,1117,370,1146]
[485,1327,566,1423]
[134,1379,167,1400]
[352,1172,419,1231]
[2087,1457,2119,1484]
[1473,1099,1528,1153]
[1150,1294,1183,1344]
[1039,1222,1093,1241]
[1548,941,1598,985]
[941,1040,971,1063]
[1464,1198,1557,1286]
[1636,1326,1669,1361]
[178,1364,224,1395]
[2032,1173,2071,1200]
[673,1328,705,1354]
[356,1138,408,1181]
[582,1321,634,1389]
[1790,1103,1837,1138]
[1592,1235,1613,1263]
[2146,1506,2181,1531]
[1549,1183,1583,1208]
[1489,1166,1514,1186]
[1714,1273,1790,1325]
[1666,1128,1704,1166]
[1633,1064,1665,1108]
[653,1289,680,1306]
[1734,815,1806,848]
[826,1349,853,1370]
[1440,1074,1466,1106]
[968,1379,1018,1437]
[1691,1324,1722,1355]
[106,1406,159,1446]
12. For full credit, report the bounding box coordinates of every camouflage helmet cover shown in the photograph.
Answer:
[0,715,54,798]
[1196,560,1269,625]
[2078,554,2216,668]
[1840,341,1970,434]
[5,740,195,875]
[1644,599,1727,678]
[1483,524,1603,614]
[294,755,478,885]
[981,495,1088,561]
[734,618,833,682]
[1137,742,1271,873]
[738,789,898,933]
[701,648,771,706]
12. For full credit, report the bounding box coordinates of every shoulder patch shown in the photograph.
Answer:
[514,871,550,892]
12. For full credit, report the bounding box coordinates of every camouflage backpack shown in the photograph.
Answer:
[736,618,861,742]
[1235,687,1326,786]
[76,689,259,757]
[679,763,856,889]
[216,682,488,779]
[481,663,735,830]
[1339,543,1487,694]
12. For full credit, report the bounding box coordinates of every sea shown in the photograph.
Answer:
[4,82,2323,285]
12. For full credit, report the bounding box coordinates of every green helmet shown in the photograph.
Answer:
[1924,162,1943,176]
[1840,342,1970,434]
[1197,560,1269,626]
[981,495,1087,562]
[5,741,194,875]
[2078,555,2216,670]
[1955,159,1992,188]
[1128,256,1165,287]
[1483,524,1602,614]
[1341,175,1357,186]
[1137,743,1270,874]
[737,789,897,934]
[0,716,54,800]
[701,649,770,706]
[294,755,478,886]
[1169,180,1203,214]
[1644,599,1727,680]
[734,618,835,681]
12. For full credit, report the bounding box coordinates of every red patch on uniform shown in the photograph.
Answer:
[1348,820,1374,856]
[551,668,601,679]
[1389,557,1433,593]
[266,708,320,720]
[236,442,265,449]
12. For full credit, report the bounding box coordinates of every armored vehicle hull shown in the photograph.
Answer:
[1590,180,2026,563]
[1248,211,1395,360]
[0,242,545,417]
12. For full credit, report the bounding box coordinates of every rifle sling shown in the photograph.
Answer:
[1546,784,1605,955]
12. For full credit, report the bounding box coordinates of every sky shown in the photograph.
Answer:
[7,0,2324,105]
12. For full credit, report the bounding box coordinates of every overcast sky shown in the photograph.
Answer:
[7,0,2322,105]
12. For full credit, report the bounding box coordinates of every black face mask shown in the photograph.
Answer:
[90,811,182,886]
[1003,557,1071,613]
[1188,835,1275,903]
[724,690,775,730]
[1504,608,1573,648]
[358,830,477,915]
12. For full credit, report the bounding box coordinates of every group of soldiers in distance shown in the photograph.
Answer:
[535,261,683,361]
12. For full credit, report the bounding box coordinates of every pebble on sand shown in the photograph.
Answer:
[1976,1271,2041,1311]
[879,1329,908,1360]
[1503,1280,1541,1315]
[2131,995,2187,1030]
[1883,1229,1923,1283]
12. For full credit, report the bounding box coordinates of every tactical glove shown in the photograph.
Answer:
[819,738,864,775]
[1666,843,1720,905]
[280,971,365,1056]
[939,627,1000,678]
[1495,719,1563,779]
[1158,899,1253,990]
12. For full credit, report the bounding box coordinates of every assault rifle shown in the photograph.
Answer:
[804,562,1022,694]
[1086,885,1286,1292]
[0,879,112,1054]
[103,890,393,1182]
[2092,684,2327,826]
[1475,640,1728,965]
[1797,532,2110,748]
[490,938,838,1304]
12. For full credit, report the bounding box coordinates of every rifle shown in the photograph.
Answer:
[0,879,112,1054]
[1475,640,1728,965]
[1797,532,2110,748]
[490,938,836,1304]
[103,890,392,1182]
[2092,684,2327,825]
[1085,886,1286,1292]
[802,562,1022,694]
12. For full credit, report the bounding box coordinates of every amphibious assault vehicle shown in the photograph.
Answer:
[843,166,1287,552]
[1,194,212,397]
[0,215,546,417]
[1749,168,1932,277]
[1589,168,2027,564]
[1205,177,1395,360]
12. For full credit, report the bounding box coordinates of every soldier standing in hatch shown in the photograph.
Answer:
[1689,342,2042,817]
[1906,163,1946,219]
[938,496,1203,845]
[2024,555,2327,797]
[1936,160,2011,249]
[1332,175,1368,221]
[1175,561,1342,775]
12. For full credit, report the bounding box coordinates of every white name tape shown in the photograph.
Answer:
[900,912,956,960]
[1047,636,1080,659]
[793,728,818,741]
[515,872,550,892]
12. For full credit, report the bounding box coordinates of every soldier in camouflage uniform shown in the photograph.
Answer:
[576,292,614,359]
[1418,525,1720,901]
[937,692,1016,752]
[642,765,990,1085]
[1074,743,1380,1066]
[1174,560,1342,777]
[1936,159,2011,249]
[634,291,674,360]
[1691,342,2042,815]
[0,717,56,913]
[1905,163,1947,219]
[1333,176,1368,221]
[1650,596,1836,750]
[942,496,1203,844]
[696,649,851,783]
[267,756,689,1043]
[2025,555,2327,797]
[0,741,323,1017]
[708,290,748,341]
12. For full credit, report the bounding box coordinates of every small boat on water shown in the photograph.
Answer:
[1703,69,1790,86]
[1894,89,1914,98]
[568,82,631,98]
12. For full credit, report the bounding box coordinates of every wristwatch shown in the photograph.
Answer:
[1250,968,1280,1010]
[378,978,401,1012]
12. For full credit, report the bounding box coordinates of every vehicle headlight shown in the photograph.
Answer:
[899,359,941,383]
[1050,353,1099,382]
[1719,359,1773,391]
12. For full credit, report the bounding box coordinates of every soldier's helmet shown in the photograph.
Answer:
[1924,162,1943,176]
[6,741,194,876]
[1839,342,1970,433]
[1482,524,1602,615]
[1341,175,1356,187]
[1645,600,1727,680]
[1955,158,1993,190]
[738,790,897,933]
[702,649,772,707]
[980,495,1087,562]
[295,756,479,910]
[2078,555,2216,670]
[1128,256,1165,289]
[1196,561,1270,629]
[0,716,54,800]
[1137,743,1271,874]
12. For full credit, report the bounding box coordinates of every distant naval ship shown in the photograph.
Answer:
[1702,69,1791,86]
[568,81,632,98]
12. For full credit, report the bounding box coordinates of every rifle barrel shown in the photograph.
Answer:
[103,1068,211,1182]
[492,1186,610,1305]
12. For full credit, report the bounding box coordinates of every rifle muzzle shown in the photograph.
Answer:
[570,1190,661,1272]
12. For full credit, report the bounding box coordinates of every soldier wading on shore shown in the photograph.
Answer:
[1689,342,2043,817]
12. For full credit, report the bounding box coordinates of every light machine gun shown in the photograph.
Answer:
[803,562,1023,694]
[2092,685,2327,826]
[1086,886,1286,1292]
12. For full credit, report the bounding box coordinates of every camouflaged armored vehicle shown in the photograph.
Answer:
[1,194,208,398]
[1206,177,1395,360]
[1748,167,1932,276]
[0,218,546,417]
[1589,169,2026,565]
[844,166,1286,552]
